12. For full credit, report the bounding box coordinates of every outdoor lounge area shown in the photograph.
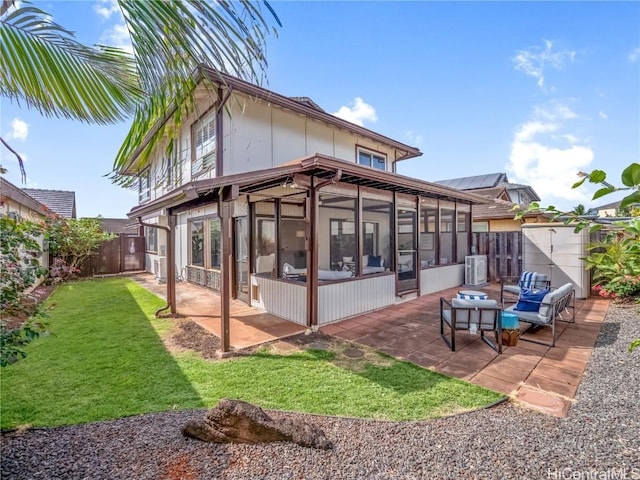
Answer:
[132,273,609,417]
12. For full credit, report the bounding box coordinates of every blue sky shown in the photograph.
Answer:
[1,1,638,217]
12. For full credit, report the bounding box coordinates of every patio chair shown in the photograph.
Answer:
[500,271,550,304]
[503,282,575,347]
[440,297,502,353]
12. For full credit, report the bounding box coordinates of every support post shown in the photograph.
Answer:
[219,196,231,352]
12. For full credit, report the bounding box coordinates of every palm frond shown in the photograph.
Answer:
[0,5,143,124]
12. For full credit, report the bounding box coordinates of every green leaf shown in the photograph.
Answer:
[588,170,607,183]
[592,186,616,200]
[572,177,587,189]
[620,191,640,209]
[621,163,640,188]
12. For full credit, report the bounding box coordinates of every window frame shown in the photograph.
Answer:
[191,110,216,178]
[357,146,387,171]
[145,226,157,253]
[138,169,151,203]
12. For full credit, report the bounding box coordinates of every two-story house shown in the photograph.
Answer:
[117,66,488,350]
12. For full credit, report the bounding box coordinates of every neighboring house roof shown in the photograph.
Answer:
[23,188,76,218]
[0,177,51,216]
[92,218,138,234]
[120,65,422,175]
[595,199,622,210]
[127,153,491,219]
[473,198,546,221]
[434,172,508,190]
[436,173,541,204]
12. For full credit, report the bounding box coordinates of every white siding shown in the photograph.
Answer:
[318,275,396,324]
[250,276,307,325]
[420,265,465,295]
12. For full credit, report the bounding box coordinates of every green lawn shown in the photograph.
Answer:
[0,278,503,429]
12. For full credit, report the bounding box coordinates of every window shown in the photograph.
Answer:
[362,198,392,274]
[192,112,216,176]
[456,206,471,263]
[188,217,221,269]
[145,226,157,253]
[439,203,455,265]
[190,220,204,266]
[321,194,356,273]
[473,221,489,233]
[357,148,386,171]
[138,170,150,203]
[254,201,276,275]
[419,199,438,268]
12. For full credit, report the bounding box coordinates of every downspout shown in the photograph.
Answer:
[138,216,176,317]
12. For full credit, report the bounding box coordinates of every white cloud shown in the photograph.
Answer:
[333,97,377,126]
[404,130,424,147]
[512,39,576,90]
[5,118,29,141]
[507,102,594,209]
[629,47,640,63]
[598,111,608,120]
[94,0,120,19]
[101,22,132,52]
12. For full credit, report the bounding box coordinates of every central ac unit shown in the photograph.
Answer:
[465,255,487,286]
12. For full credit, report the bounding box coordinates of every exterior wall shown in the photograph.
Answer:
[419,264,465,295]
[489,218,522,232]
[318,274,396,325]
[1,195,49,288]
[222,91,397,175]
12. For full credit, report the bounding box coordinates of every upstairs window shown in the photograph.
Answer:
[192,112,216,177]
[357,148,386,171]
[138,169,150,203]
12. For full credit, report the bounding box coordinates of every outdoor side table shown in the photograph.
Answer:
[457,290,488,300]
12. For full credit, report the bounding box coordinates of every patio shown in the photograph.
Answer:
[131,273,609,417]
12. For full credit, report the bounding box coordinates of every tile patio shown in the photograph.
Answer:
[130,273,609,417]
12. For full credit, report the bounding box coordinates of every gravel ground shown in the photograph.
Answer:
[2,303,639,480]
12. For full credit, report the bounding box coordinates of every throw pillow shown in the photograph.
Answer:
[515,287,550,312]
[368,255,382,267]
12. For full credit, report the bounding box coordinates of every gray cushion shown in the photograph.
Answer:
[450,298,499,329]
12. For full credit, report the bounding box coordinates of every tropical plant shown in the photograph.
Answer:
[46,217,116,271]
[0,215,48,366]
[572,204,587,215]
[0,0,280,180]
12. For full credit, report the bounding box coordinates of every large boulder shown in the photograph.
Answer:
[182,399,333,450]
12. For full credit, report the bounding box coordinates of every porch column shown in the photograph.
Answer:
[168,214,177,315]
[219,196,231,352]
[306,187,318,328]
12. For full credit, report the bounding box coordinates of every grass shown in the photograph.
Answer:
[0,278,503,429]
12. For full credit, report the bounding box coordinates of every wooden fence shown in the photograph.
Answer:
[473,231,522,282]
[74,234,145,277]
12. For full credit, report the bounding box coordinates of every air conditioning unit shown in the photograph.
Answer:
[153,257,167,283]
[465,255,487,286]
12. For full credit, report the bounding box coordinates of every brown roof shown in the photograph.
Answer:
[473,198,545,220]
[121,66,422,175]
[1,177,51,216]
[92,218,138,234]
[128,154,491,219]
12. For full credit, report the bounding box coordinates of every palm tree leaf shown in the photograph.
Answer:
[1,4,143,123]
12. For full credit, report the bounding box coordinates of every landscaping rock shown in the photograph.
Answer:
[182,399,333,450]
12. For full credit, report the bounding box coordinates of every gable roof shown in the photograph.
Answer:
[0,177,51,216]
[473,198,546,220]
[23,188,76,218]
[120,66,422,175]
[434,172,508,190]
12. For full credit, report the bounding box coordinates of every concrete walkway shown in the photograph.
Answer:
[129,273,305,349]
[320,283,609,417]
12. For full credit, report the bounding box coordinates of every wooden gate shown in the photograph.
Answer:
[76,234,145,276]
[473,232,522,282]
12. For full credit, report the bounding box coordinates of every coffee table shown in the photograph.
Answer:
[457,289,488,300]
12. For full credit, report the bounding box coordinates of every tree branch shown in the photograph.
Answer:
[0,136,26,183]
